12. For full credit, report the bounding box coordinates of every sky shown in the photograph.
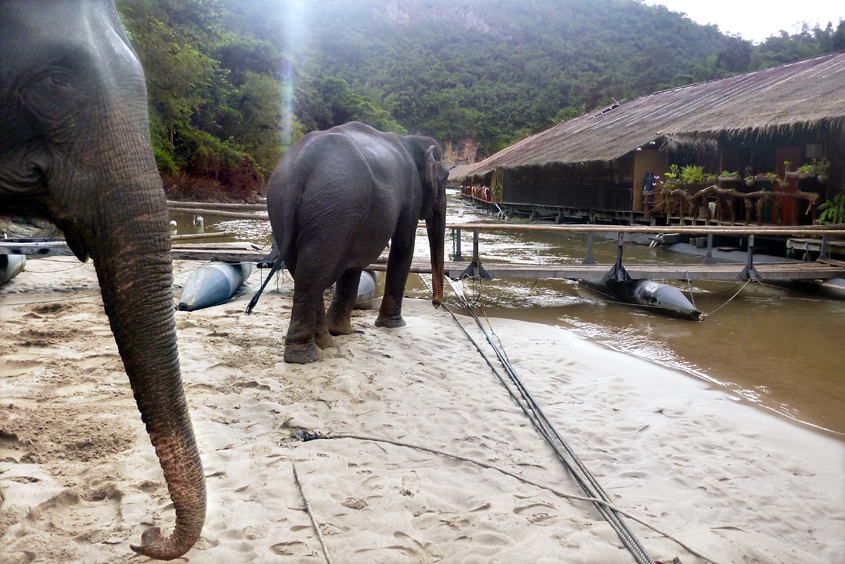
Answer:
[641,0,845,44]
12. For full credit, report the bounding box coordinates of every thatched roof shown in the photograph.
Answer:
[446,164,474,183]
[452,52,845,183]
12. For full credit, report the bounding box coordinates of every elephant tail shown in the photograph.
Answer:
[246,249,284,315]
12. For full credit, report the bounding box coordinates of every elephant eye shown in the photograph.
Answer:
[22,70,78,126]
[49,74,71,88]
[40,70,74,91]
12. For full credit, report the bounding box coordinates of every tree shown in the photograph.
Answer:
[718,34,752,74]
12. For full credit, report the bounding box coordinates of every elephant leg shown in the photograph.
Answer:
[285,280,324,364]
[328,269,363,335]
[376,226,416,328]
[314,292,335,349]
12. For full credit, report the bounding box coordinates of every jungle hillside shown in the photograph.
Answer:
[116,0,845,200]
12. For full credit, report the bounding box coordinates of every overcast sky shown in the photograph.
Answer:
[641,0,845,44]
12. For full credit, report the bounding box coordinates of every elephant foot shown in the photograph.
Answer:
[327,310,354,336]
[284,341,322,364]
[375,314,406,329]
[314,330,335,349]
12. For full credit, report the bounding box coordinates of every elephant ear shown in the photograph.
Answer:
[424,145,439,205]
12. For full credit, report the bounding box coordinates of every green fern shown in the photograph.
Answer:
[818,193,845,224]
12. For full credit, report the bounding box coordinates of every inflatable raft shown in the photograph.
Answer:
[582,278,702,320]
[178,262,253,311]
[0,254,26,286]
[354,270,379,308]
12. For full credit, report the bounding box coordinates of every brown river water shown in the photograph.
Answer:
[172,192,845,438]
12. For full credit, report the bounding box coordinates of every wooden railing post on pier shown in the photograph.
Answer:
[737,235,761,282]
[458,228,491,280]
[452,228,464,262]
[702,234,716,265]
[602,233,630,283]
[582,233,597,265]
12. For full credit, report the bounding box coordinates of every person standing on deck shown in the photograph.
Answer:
[642,172,655,214]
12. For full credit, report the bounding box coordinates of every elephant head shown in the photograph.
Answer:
[412,138,449,307]
[0,1,205,559]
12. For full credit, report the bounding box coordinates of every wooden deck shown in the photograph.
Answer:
[435,260,845,282]
[3,241,845,283]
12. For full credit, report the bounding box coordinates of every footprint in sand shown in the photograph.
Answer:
[269,541,316,556]
[243,524,269,540]
[26,485,125,542]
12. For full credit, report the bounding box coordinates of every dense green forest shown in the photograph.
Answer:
[115,0,845,199]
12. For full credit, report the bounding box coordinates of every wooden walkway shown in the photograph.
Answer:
[375,259,845,282]
[3,239,845,284]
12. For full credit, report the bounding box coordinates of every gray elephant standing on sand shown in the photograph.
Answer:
[248,122,448,364]
[0,1,205,560]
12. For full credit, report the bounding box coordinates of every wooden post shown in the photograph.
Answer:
[582,233,597,265]
[819,235,829,260]
[702,234,716,265]
[453,228,463,262]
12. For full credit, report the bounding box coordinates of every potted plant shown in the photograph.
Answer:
[752,172,780,185]
[766,172,783,185]
[662,164,681,187]
[678,164,717,193]
[814,158,830,184]
[796,163,816,180]
[718,170,740,181]
[817,192,845,224]
[679,164,716,184]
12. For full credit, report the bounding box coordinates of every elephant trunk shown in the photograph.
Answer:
[426,211,445,307]
[84,171,206,560]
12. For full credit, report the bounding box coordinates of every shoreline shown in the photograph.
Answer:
[535,315,845,440]
[1,258,843,563]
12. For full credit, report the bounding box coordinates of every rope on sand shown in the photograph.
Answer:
[412,275,722,563]
[292,462,334,564]
[299,431,722,564]
[441,281,653,564]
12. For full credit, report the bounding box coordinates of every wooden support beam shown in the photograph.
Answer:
[171,232,232,241]
[445,223,845,237]
[168,208,269,220]
[167,201,267,211]
[3,240,843,282]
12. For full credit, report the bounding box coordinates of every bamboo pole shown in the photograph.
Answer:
[168,208,269,220]
[171,232,232,240]
[442,223,845,237]
[167,201,267,211]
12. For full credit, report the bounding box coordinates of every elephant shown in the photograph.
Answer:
[0,1,205,560]
[247,122,448,364]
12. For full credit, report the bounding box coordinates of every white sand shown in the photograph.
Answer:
[1,257,843,564]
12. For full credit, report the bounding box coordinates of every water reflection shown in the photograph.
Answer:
[171,194,845,437]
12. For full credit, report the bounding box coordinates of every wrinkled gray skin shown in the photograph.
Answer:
[267,122,448,364]
[0,1,205,560]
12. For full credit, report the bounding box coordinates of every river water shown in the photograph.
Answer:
[172,193,845,438]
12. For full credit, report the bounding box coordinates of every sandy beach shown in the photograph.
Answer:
[1,256,843,564]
